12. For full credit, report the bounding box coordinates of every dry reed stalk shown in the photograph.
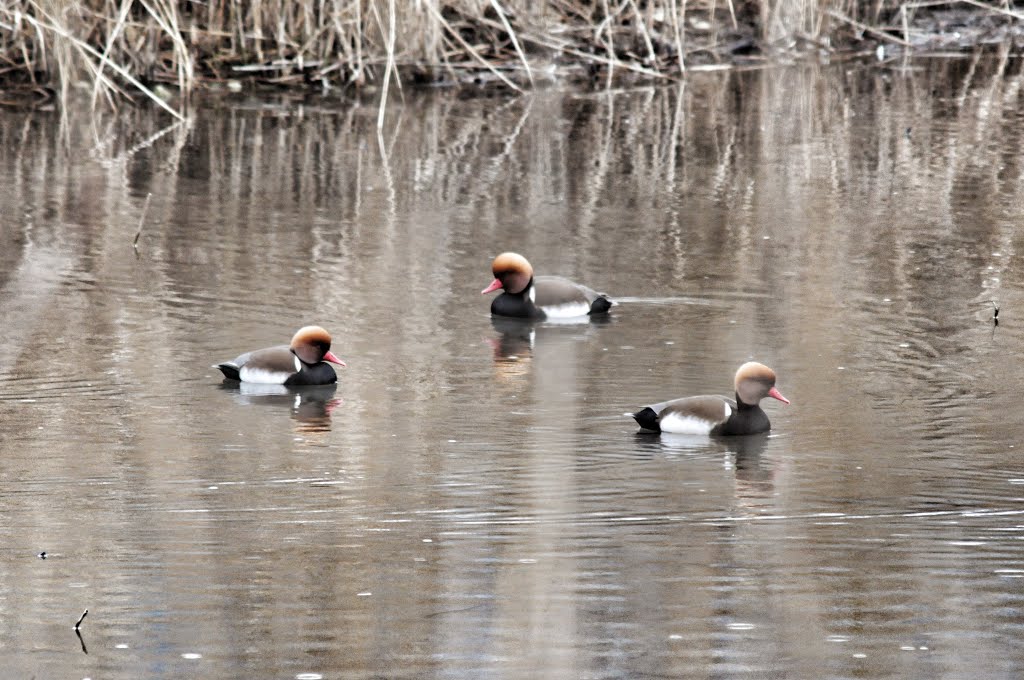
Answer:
[725,0,738,29]
[513,26,672,80]
[669,0,686,73]
[139,0,193,97]
[460,8,671,81]
[624,0,658,64]
[490,0,533,84]
[377,0,397,130]
[4,3,184,119]
[133,192,152,249]
[955,0,1024,20]
[422,1,521,91]
[92,0,132,111]
[825,8,913,46]
[597,0,618,84]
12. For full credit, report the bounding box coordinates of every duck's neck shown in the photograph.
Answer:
[735,393,760,411]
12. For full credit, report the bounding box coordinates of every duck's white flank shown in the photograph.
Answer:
[540,301,593,319]
[658,402,731,435]
[238,366,292,384]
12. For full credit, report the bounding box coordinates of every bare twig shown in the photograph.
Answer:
[516,30,672,80]
[599,0,619,85]
[75,626,88,654]
[979,299,1000,324]
[233,59,323,72]
[134,193,153,250]
[74,609,88,630]
[92,0,133,113]
[625,0,658,64]
[138,0,194,96]
[377,0,397,131]
[490,0,533,85]
[956,0,1024,20]
[826,9,914,46]
[669,0,686,74]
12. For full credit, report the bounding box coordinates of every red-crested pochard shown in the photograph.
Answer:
[215,325,345,385]
[481,252,613,320]
[633,362,789,435]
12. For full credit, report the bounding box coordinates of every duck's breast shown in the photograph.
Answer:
[491,292,543,318]
[286,361,338,386]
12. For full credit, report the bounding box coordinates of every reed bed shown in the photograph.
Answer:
[0,0,1021,114]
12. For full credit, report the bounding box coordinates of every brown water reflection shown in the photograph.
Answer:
[2,54,1024,678]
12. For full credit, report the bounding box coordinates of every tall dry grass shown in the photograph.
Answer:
[0,0,1020,117]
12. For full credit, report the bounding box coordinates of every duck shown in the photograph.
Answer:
[633,362,789,435]
[214,325,345,385]
[481,252,612,320]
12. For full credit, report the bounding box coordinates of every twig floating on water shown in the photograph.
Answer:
[37,551,46,559]
[982,299,999,325]
[75,609,88,630]
[76,625,88,654]
[133,193,152,250]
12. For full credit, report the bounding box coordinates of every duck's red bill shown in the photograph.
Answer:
[481,278,503,294]
[324,351,346,367]
[768,387,789,404]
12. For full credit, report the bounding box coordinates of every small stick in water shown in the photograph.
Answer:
[977,300,999,325]
[75,609,88,630]
[75,625,88,655]
[133,193,152,250]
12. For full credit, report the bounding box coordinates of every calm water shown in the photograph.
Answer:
[2,54,1024,678]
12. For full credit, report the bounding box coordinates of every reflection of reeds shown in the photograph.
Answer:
[5,53,1019,310]
[4,0,1019,114]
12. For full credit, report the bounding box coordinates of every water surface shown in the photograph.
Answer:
[1,54,1024,678]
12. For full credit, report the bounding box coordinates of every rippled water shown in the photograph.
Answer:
[2,55,1024,678]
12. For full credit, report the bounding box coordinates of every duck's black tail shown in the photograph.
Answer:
[632,406,661,432]
[589,295,613,315]
[215,363,241,381]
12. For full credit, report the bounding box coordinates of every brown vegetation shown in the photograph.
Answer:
[0,0,1022,115]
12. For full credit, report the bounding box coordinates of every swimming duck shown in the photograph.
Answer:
[633,362,789,435]
[481,252,612,319]
[215,325,345,385]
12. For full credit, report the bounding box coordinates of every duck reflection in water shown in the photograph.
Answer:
[486,317,536,384]
[488,316,537,359]
[488,314,612,356]
[486,315,612,383]
[727,433,776,506]
[220,382,340,432]
[635,431,776,507]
